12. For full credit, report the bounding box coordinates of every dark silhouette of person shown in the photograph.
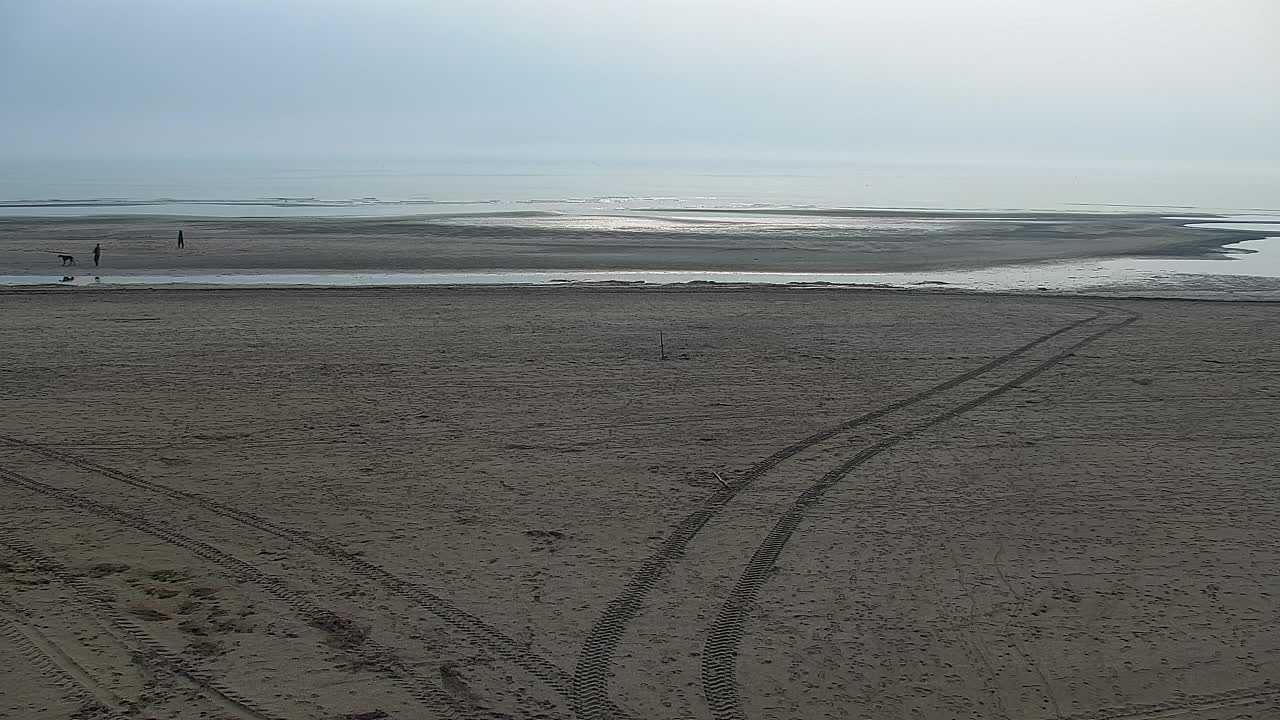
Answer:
[92,243,101,267]
[178,230,184,249]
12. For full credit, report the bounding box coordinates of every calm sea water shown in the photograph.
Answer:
[2,153,1277,216]
[5,153,1278,293]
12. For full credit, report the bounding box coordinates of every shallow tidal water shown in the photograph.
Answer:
[5,234,1280,297]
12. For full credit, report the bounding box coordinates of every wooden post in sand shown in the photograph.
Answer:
[659,330,667,361]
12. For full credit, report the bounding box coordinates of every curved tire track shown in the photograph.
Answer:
[700,311,1139,720]
[0,434,599,716]
[571,308,1105,720]
[0,465,470,720]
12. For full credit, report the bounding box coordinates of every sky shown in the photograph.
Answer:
[1,0,1278,172]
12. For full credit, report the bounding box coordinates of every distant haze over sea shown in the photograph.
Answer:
[2,150,1276,217]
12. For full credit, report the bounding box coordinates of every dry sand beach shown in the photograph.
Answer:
[1,286,1278,719]
[6,0,1279,717]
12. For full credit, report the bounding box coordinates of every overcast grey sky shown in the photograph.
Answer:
[2,0,1277,169]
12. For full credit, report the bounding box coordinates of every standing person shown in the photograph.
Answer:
[177,230,184,249]
[92,243,101,267]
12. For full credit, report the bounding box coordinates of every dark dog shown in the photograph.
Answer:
[58,254,76,266]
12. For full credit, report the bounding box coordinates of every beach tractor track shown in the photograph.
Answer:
[0,604,129,719]
[0,529,286,720]
[569,305,1120,720]
[699,310,1139,720]
[0,465,474,720]
[0,433,619,719]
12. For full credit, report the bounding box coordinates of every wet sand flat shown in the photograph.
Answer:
[0,211,1258,275]
[0,287,1277,719]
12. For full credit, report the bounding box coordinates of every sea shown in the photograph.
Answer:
[2,153,1278,294]
[2,153,1277,217]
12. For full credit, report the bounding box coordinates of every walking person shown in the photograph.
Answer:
[177,230,184,249]
[92,243,101,267]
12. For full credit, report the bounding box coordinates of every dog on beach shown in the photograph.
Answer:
[57,254,76,266]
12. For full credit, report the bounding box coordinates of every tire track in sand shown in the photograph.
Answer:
[0,434,608,718]
[571,307,1107,720]
[0,528,285,720]
[0,465,473,720]
[0,605,129,719]
[699,310,1139,720]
